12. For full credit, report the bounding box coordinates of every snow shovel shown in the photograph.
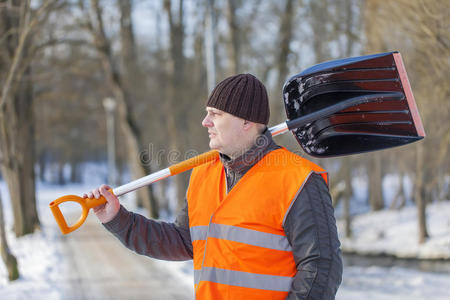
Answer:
[282,51,425,156]
[50,51,425,234]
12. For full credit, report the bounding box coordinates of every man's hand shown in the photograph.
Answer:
[83,184,120,224]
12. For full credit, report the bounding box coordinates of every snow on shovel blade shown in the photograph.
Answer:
[283,51,425,157]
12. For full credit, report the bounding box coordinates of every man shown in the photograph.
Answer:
[85,74,343,299]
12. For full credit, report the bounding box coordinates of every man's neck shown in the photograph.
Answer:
[219,129,280,192]
[220,129,273,164]
[228,139,257,160]
[227,129,264,159]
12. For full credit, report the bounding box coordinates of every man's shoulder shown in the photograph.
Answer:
[264,147,321,165]
[191,155,222,174]
[260,147,326,175]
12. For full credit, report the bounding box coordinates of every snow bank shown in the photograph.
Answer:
[337,265,450,300]
[338,201,450,259]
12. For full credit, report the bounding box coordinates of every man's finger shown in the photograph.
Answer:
[93,188,101,199]
[99,185,115,203]
[99,184,111,191]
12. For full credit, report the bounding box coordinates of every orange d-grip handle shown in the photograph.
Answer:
[49,190,113,234]
[169,150,219,175]
[50,151,218,235]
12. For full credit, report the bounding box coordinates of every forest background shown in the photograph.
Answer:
[0,0,448,282]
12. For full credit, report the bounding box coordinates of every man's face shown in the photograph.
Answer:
[202,107,246,157]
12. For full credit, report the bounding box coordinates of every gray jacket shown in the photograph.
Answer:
[104,130,343,299]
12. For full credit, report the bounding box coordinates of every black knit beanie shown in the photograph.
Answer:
[206,73,270,125]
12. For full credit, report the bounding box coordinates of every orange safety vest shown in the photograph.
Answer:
[187,148,328,299]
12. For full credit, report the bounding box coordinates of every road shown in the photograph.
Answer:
[59,213,193,300]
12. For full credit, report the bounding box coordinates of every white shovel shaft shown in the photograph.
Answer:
[269,122,289,137]
[110,121,289,197]
[112,168,171,197]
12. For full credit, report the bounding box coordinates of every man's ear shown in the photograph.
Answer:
[242,119,254,131]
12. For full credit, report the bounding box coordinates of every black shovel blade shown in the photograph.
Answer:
[283,52,425,157]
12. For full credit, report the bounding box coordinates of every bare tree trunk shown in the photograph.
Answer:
[343,157,353,238]
[330,182,344,208]
[0,158,39,236]
[70,157,82,183]
[226,0,240,74]
[414,142,429,244]
[273,0,296,123]
[390,171,406,210]
[364,0,386,213]
[117,0,159,218]
[57,162,65,185]
[86,0,159,218]
[205,0,217,93]
[368,152,384,211]
[164,0,189,209]
[0,186,19,281]
[343,0,356,57]
[329,0,359,233]
[310,0,332,63]
[0,2,40,235]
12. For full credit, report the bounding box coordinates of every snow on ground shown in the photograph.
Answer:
[337,265,450,300]
[338,201,450,259]
[0,180,194,299]
[1,178,450,299]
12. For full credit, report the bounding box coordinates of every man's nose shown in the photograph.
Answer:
[202,115,212,127]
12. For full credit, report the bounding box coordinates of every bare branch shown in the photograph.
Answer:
[0,27,19,45]
[37,37,92,50]
[0,0,58,109]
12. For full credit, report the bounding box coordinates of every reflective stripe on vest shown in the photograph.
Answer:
[187,148,328,299]
[194,267,292,292]
[190,223,292,251]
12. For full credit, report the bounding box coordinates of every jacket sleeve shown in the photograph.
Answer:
[102,199,193,261]
[283,173,343,300]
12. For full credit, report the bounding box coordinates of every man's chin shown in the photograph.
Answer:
[209,141,220,151]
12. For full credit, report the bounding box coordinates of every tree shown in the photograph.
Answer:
[163,0,190,208]
[363,0,386,212]
[368,153,384,211]
[0,174,19,280]
[0,0,59,236]
[342,158,352,238]
[273,0,296,123]
[76,0,159,218]
[117,0,160,217]
[308,0,332,63]
[363,0,450,243]
[226,0,240,75]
